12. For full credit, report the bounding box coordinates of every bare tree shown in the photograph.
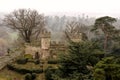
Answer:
[64,21,87,41]
[3,9,45,43]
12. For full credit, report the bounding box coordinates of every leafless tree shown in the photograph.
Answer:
[3,9,45,43]
[64,21,87,41]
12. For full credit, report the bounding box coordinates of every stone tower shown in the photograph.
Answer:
[40,29,51,59]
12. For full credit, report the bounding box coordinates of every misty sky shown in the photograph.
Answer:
[0,0,120,17]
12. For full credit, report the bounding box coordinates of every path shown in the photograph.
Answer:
[0,51,21,70]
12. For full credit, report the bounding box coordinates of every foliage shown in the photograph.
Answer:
[94,56,120,80]
[111,45,120,55]
[25,73,32,80]
[45,66,59,80]
[24,73,36,80]
[52,41,104,80]
[91,16,117,52]
[34,59,40,64]
[7,63,43,74]
[31,73,37,80]
[48,59,59,64]
[16,58,28,64]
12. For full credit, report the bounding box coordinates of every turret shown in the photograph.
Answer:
[41,29,51,49]
[40,29,51,59]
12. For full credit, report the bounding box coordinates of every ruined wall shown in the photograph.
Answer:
[40,29,51,59]
[41,38,50,49]
[49,41,67,59]
[24,29,83,60]
[25,45,41,58]
[70,33,82,42]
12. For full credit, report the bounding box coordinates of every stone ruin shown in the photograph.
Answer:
[25,28,83,60]
[25,29,51,60]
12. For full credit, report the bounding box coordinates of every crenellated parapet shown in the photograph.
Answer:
[50,41,65,46]
[40,29,51,38]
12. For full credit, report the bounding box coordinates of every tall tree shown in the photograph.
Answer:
[91,16,117,52]
[94,56,120,80]
[56,41,104,79]
[3,9,45,43]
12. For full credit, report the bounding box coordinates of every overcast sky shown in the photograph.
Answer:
[0,0,120,17]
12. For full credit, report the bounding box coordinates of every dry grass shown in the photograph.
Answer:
[0,67,24,80]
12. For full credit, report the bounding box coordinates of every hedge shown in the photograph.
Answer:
[16,58,28,64]
[47,59,59,64]
[45,66,59,80]
[7,64,43,74]
[24,73,37,80]
[34,59,40,64]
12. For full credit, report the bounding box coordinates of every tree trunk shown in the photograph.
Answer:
[104,35,108,57]
[25,35,31,43]
[24,30,31,43]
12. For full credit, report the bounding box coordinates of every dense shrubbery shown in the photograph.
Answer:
[49,41,104,80]
[16,58,28,64]
[34,59,40,64]
[16,54,41,65]
[24,73,37,80]
[7,64,43,74]
[94,56,120,80]
[45,66,59,80]
[25,73,32,80]
[27,59,35,63]
[48,59,59,64]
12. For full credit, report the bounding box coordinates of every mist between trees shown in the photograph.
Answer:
[0,9,120,55]
[0,9,120,80]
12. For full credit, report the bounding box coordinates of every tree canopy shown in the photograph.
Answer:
[91,16,117,52]
[4,9,45,43]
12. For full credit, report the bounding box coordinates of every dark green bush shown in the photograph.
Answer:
[24,73,37,80]
[48,59,59,64]
[7,64,14,70]
[40,64,43,68]
[16,58,28,64]
[31,73,37,80]
[28,59,35,63]
[45,67,58,80]
[7,64,43,74]
[32,69,43,73]
[41,61,44,64]
[34,59,40,64]
[25,73,32,80]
